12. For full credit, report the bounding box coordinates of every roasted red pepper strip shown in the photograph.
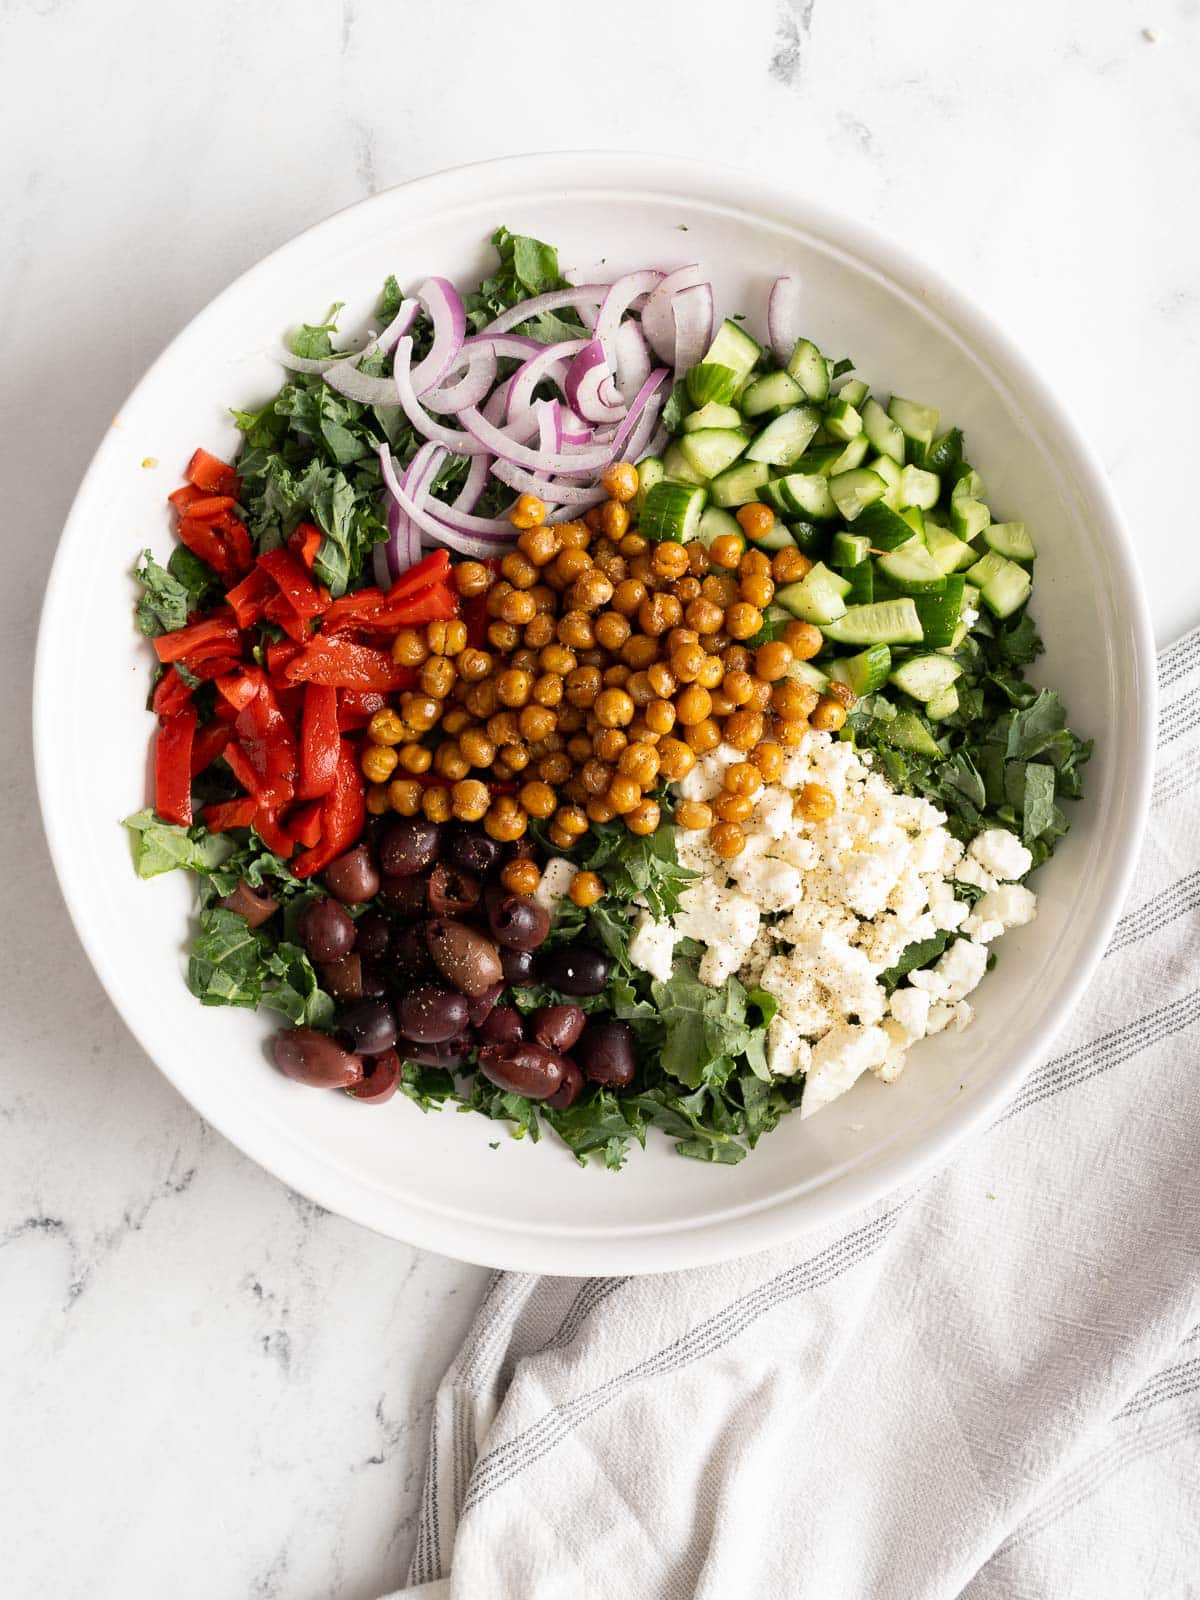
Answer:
[186,448,241,499]
[253,808,294,859]
[152,666,193,719]
[225,567,275,630]
[291,740,365,878]
[383,582,458,625]
[462,557,500,648]
[388,548,451,598]
[320,577,457,634]
[187,655,242,682]
[258,546,328,620]
[189,721,232,777]
[182,495,238,521]
[153,614,241,665]
[261,592,311,643]
[318,587,388,634]
[296,683,340,800]
[203,796,257,832]
[336,689,386,730]
[155,709,197,827]
[287,798,324,849]
[223,741,263,799]
[284,637,415,692]
[213,513,254,573]
[215,666,263,714]
[235,679,298,811]
[178,516,238,581]
[168,485,207,515]
[288,521,323,571]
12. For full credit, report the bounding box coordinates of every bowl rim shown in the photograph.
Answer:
[33,151,1157,1273]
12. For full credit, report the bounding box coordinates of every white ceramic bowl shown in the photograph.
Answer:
[34,153,1155,1274]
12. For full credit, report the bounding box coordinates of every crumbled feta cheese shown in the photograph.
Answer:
[890,985,931,1040]
[874,1017,910,1082]
[973,883,1038,931]
[800,1024,889,1117]
[730,853,804,913]
[930,938,990,1003]
[954,856,998,894]
[962,916,1005,944]
[627,910,677,983]
[753,787,795,841]
[969,828,1034,883]
[534,857,577,912]
[766,1014,812,1077]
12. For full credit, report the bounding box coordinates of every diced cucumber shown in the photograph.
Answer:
[741,370,804,417]
[965,549,1008,589]
[682,402,743,433]
[679,428,749,480]
[787,521,829,559]
[882,709,942,757]
[633,457,664,516]
[887,396,940,450]
[836,378,869,408]
[786,337,830,402]
[662,440,705,487]
[925,521,975,574]
[913,576,966,649]
[821,598,924,647]
[702,320,763,388]
[889,653,962,703]
[695,505,743,553]
[829,643,891,697]
[841,560,874,605]
[831,530,871,567]
[686,362,740,408]
[898,465,940,510]
[788,658,830,692]
[849,500,921,552]
[745,405,822,467]
[824,399,863,442]
[825,433,870,475]
[898,506,926,539]
[830,468,887,522]
[754,520,797,553]
[922,429,966,477]
[640,481,708,543]
[775,562,850,625]
[926,683,960,721]
[876,545,947,595]
[983,521,1036,563]
[862,397,905,464]
[797,446,843,475]
[773,471,838,521]
[951,470,990,542]
[868,453,902,490]
[708,459,772,508]
[980,559,1032,619]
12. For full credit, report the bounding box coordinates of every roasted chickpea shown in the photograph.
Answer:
[484,802,527,841]
[672,575,702,607]
[498,589,536,627]
[724,602,762,641]
[368,708,406,746]
[502,859,542,895]
[684,539,710,576]
[553,804,589,839]
[457,726,495,769]
[674,684,712,726]
[593,728,628,764]
[388,777,422,815]
[783,620,823,660]
[751,741,784,783]
[825,680,857,710]
[810,695,847,732]
[486,580,514,619]
[710,820,746,859]
[702,572,740,608]
[674,799,713,830]
[618,742,660,787]
[509,492,546,530]
[548,821,577,848]
[656,737,695,781]
[736,502,776,542]
[594,610,632,652]
[724,761,763,798]
[710,688,737,718]
[740,572,775,609]
[569,570,615,612]
[398,743,432,775]
[651,541,689,581]
[500,743,529,776]
[454,560,490,597]
[517,524,561,566]
[695,655,724,690]
[362,743,398,784]
[602,665,632,692]
[488,620,520,653]
[723,708,765,751]
[739,549,772,579]
[464,679,499,720]
[557,520,590,550]
[606,774,642,815]
[798,782,837,822]
[621,634,659,671]
[486,711,520,747]
[628,552,655,584]
[523,613,555,650]
[645,697,677,736]
[392,626,429,667]
[434,742,470,781]
[713,791,754,824]
[557,702,585,733]
[403,694,441,733]
[537,752,572,785]
[576,759,609,797]
[540,643,576,676]
[451,778,491,822]
[612,577,647,617]
[514,704,552,743]
[772,547,813,584]
[513,782,553,822]
[642,660,674,699]
[685,597,724,635]
[554,547,592,588]
[626,671,653,709]
[754,640,794,682]
[420,656,457,699]
[683,718,722,754]
[597,501,628,541]
[594,686,635,728]
[638,593,683,636]
[625,798,660,836]
[722,643,752,673]
[666,627,700,656]
[569,870,605,908]
[566,665,602,707]
[601,461,639,502]
[581,798,613,827]
[493,668,531,709]
[530,672,562,708]
[456,647,492,684]
[723,669,755,707]
[771,680,819,721]
[619,531,648,558]
[557,611,595,651]
[530,583,556,614]
[750,679,775,713]
[776,718,809,748]
[566,733,594,766]
[366,783,390,816]
[709,533,744,570]
[421,786,452,824]
[669,642,705,684]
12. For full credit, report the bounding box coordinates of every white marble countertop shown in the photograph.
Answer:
[2,1,1196,1595]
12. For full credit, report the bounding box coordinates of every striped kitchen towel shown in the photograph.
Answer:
[392,630,1200,1600]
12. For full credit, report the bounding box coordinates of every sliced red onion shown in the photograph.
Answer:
[380,446,517,538]
[767,275,803,366]
[381,447,520,556]
[421,343,497,414]
[386,442,444,577]
[276,347,348,375]
[410,277,466,395]
[565,340,627,425]
[605,368,670,459]
[640,264,707,362]
[393,338,489,454]
[545,486,609,523]
[457,406,613,475]
[451,451,492,513]
[482,285,609,336]
[614,320,651,403]
[323,362,403,406]
[372,539,394,589]
[535,399,562,457]
[505,339,588,422]
[462,333,544,361]
[594,269,663,358]
[671,283,714,373]
[375,297,420,356]
[491,459,607,507]
[559,407,590,444]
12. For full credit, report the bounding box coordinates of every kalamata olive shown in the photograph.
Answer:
[218,879,279,928]
[488,893,551,952]
[477,1042,565,1100]
[538,945,611,997]
[398,1035,473,1069]
[398,984,470,1043]
[446,827,503,877]
[322,845,380,906]
[505,836,538,862]
[272,1027,363,1089]
[466,981,503,1028]
[299,897,356,964]
[359,964,387,999]
[478,1005,524,1045]
[531,1004,586,1053]
[337,996,399,1055]
[545,1055,584,1111]
[320,953,363,1003]
[347,1049,402,1104]
[379,873,428,918]
[379,817,441,878]
[576,1020,636,1087]
[428,862,481,917]
[353,910,392,963]
[392,922,437,982]
[500,946,537,986]
[425,918,503,999]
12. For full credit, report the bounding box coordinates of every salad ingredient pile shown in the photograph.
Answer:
[127,228,1091,1166]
